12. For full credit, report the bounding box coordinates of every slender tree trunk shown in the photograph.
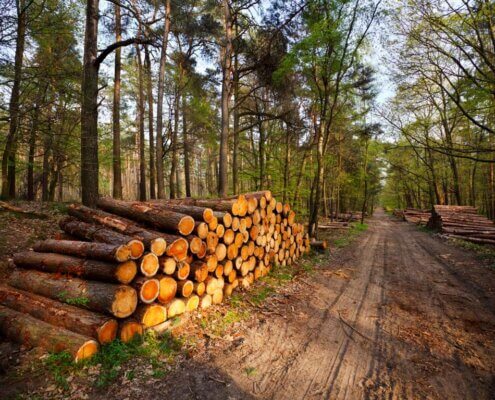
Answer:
[282,127,291,204]
[135,44,146,201]
[112,2,122,199]
[81,0,100,206]
[1,0,27,199]
[361,136,369,225]
[218,0,233,197]
[183,94,191,197]
[309,127,324,238]
[170,89,179,199]
[144,45,156,199]
[156,0,171,199]
[232,21,240,195]
[27,99,41,201]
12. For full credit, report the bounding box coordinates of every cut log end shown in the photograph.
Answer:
[178,216,195,236]
[140,253,159,277]
[167,238,189,261]
[116,260,137,284]
[199,294,212,309]
[97,320,119,344]
[75,340,99,362]
[140,304,167,328]
[116,245,132,262]
[150,238,167,257]
[128,240,145,259]
[203,208,214,223]
[139,279,160,303]
[167,298,186,317]
[112,286,138,318]
[189,236,203,254]
[158,276,177,304]
[120,321,143,343]
[186,295,199,312]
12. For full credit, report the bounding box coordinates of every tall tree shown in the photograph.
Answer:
[112,1,123,199]
[1,0,27,199]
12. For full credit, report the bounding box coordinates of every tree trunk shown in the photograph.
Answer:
[112,1,122,199]
[136,44,147,201]
[1,0,26,199]
[145,45,156,199]
[13,251,137,284]
[9,269,137,318]
[183,94,191,197]
[81,0,100,206]
[0,304,98,361]
[0,285,117,344]
[218,0,233,197]
[232,22,240,195]
[33,239,132,263]
[170,88,179,198]
[156,0,171,199]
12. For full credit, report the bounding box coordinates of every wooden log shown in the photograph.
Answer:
[205,255,218,272]
[166,237,189,262]
[227,243,238,260]
[223,229,235,245]
[160,257,176,275]
[145,202,214,223]
[310,240,327,251]
[157,275,177,304]
[139,253,160,277]
[68,204,167,256]
[97,197,195,236]
[0,285,117,344]
[189,261,208,282]
[119,321,143,342]
[13,251,137,284]
[214,264,224,278]
[187,235,203,254]
[0,201,48,219]
[212,288,223,304]
[197,241,207,259]
[199,294,212,309]
[216,224,225,238]
[33,239,131,263]
[174,262,190,280]
[185,295,199,311]
[216,243,227,261]
[0,305,99,361]
[195,222,209,239]
[177,280,194,297]
[194,281,205,296]
[9,269,137,318]
[59,217,145,259]
[206,232,219,252]
[167,298,186,317]
[132,277,160,304]
[133,304,167,328]
[208,216,219,231]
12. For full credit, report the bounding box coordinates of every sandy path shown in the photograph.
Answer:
[117,210,495,399]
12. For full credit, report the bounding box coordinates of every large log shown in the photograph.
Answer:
[68,204,167,256]
[0,285,117,344]
[146,202,214,223]
[13,251,137,284]
[132,277,160,304]
[0,305,98,361]
[133,304,167,328]
[97,197,195,236]
[59,217,145,259]
[33,239,131,263]
[9,269,137,318]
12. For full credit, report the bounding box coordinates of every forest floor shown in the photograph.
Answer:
[1,207,495,399]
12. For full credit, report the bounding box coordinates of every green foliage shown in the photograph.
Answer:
[57,291,90,307]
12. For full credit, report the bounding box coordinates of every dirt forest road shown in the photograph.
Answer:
[157,209,495,400]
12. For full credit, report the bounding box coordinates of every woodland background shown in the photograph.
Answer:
[0,0,494,236]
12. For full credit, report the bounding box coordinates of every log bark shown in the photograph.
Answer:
[97,197,195,235]
[33,239,131,263]
[59,217,144,259]
[9,269,137,318]
[0,304,98,361]
[146,202,214,222]
[68,204,167,256]
[0,285,117,344]
[13,251,136,284]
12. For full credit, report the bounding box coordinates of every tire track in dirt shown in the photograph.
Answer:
[156,210,495,400]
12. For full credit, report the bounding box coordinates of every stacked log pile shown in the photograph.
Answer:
[427,205,495,245]
[0,191,311,361]
[403,208,431,226]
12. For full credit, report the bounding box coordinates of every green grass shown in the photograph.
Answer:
[43,331,182,390]
[449,238,495,269]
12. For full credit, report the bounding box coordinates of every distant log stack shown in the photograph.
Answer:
[427,205,495,245]
[0,191,312,361]
[403,208,431,226]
